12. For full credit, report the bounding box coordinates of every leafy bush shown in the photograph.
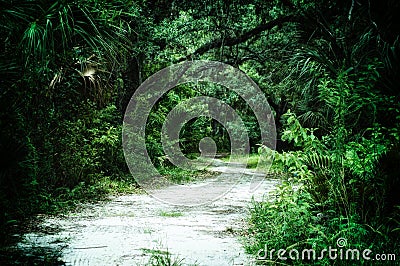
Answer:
[56,104,127,188]
[247,68,400,264]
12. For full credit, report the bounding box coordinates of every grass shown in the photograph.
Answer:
[95,176,143,195]
[159,211,183,217]
[142,247,198,266]
[143,228,154,234]
[221,153,273,172]
[1,164,215,265]
[158,165,218,184]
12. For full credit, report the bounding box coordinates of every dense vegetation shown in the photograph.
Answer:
[1,0,399,264]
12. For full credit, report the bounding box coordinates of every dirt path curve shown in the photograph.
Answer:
[17,159,279,265]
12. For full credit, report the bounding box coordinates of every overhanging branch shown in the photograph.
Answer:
[176,15,298,62]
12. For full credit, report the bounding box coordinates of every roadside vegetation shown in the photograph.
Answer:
[1,0,399,265]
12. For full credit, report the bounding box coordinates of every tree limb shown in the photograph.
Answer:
[176,15,298,62]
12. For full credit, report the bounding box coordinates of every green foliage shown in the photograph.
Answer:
[159,211,183,217]
[1,0,399,264]
[145,249,195,266]
[158,166,217,184]
[56,104,127,187]
[143,82,263,166]
[0,0,141,232]
[248,62,400,263]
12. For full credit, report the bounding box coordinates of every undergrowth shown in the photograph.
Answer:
[245,71,400,265]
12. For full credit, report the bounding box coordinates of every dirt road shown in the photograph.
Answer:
[17,160,279,265]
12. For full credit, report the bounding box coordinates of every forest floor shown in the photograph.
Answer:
[13,159,279,265]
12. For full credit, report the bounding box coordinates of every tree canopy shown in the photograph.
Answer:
[1,0,399,264]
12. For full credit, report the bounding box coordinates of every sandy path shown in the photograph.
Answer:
[17,160,279,265]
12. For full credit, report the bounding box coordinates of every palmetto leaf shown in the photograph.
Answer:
[298,110,329,130]
[0,0,137,107]
[2,0,132,70]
